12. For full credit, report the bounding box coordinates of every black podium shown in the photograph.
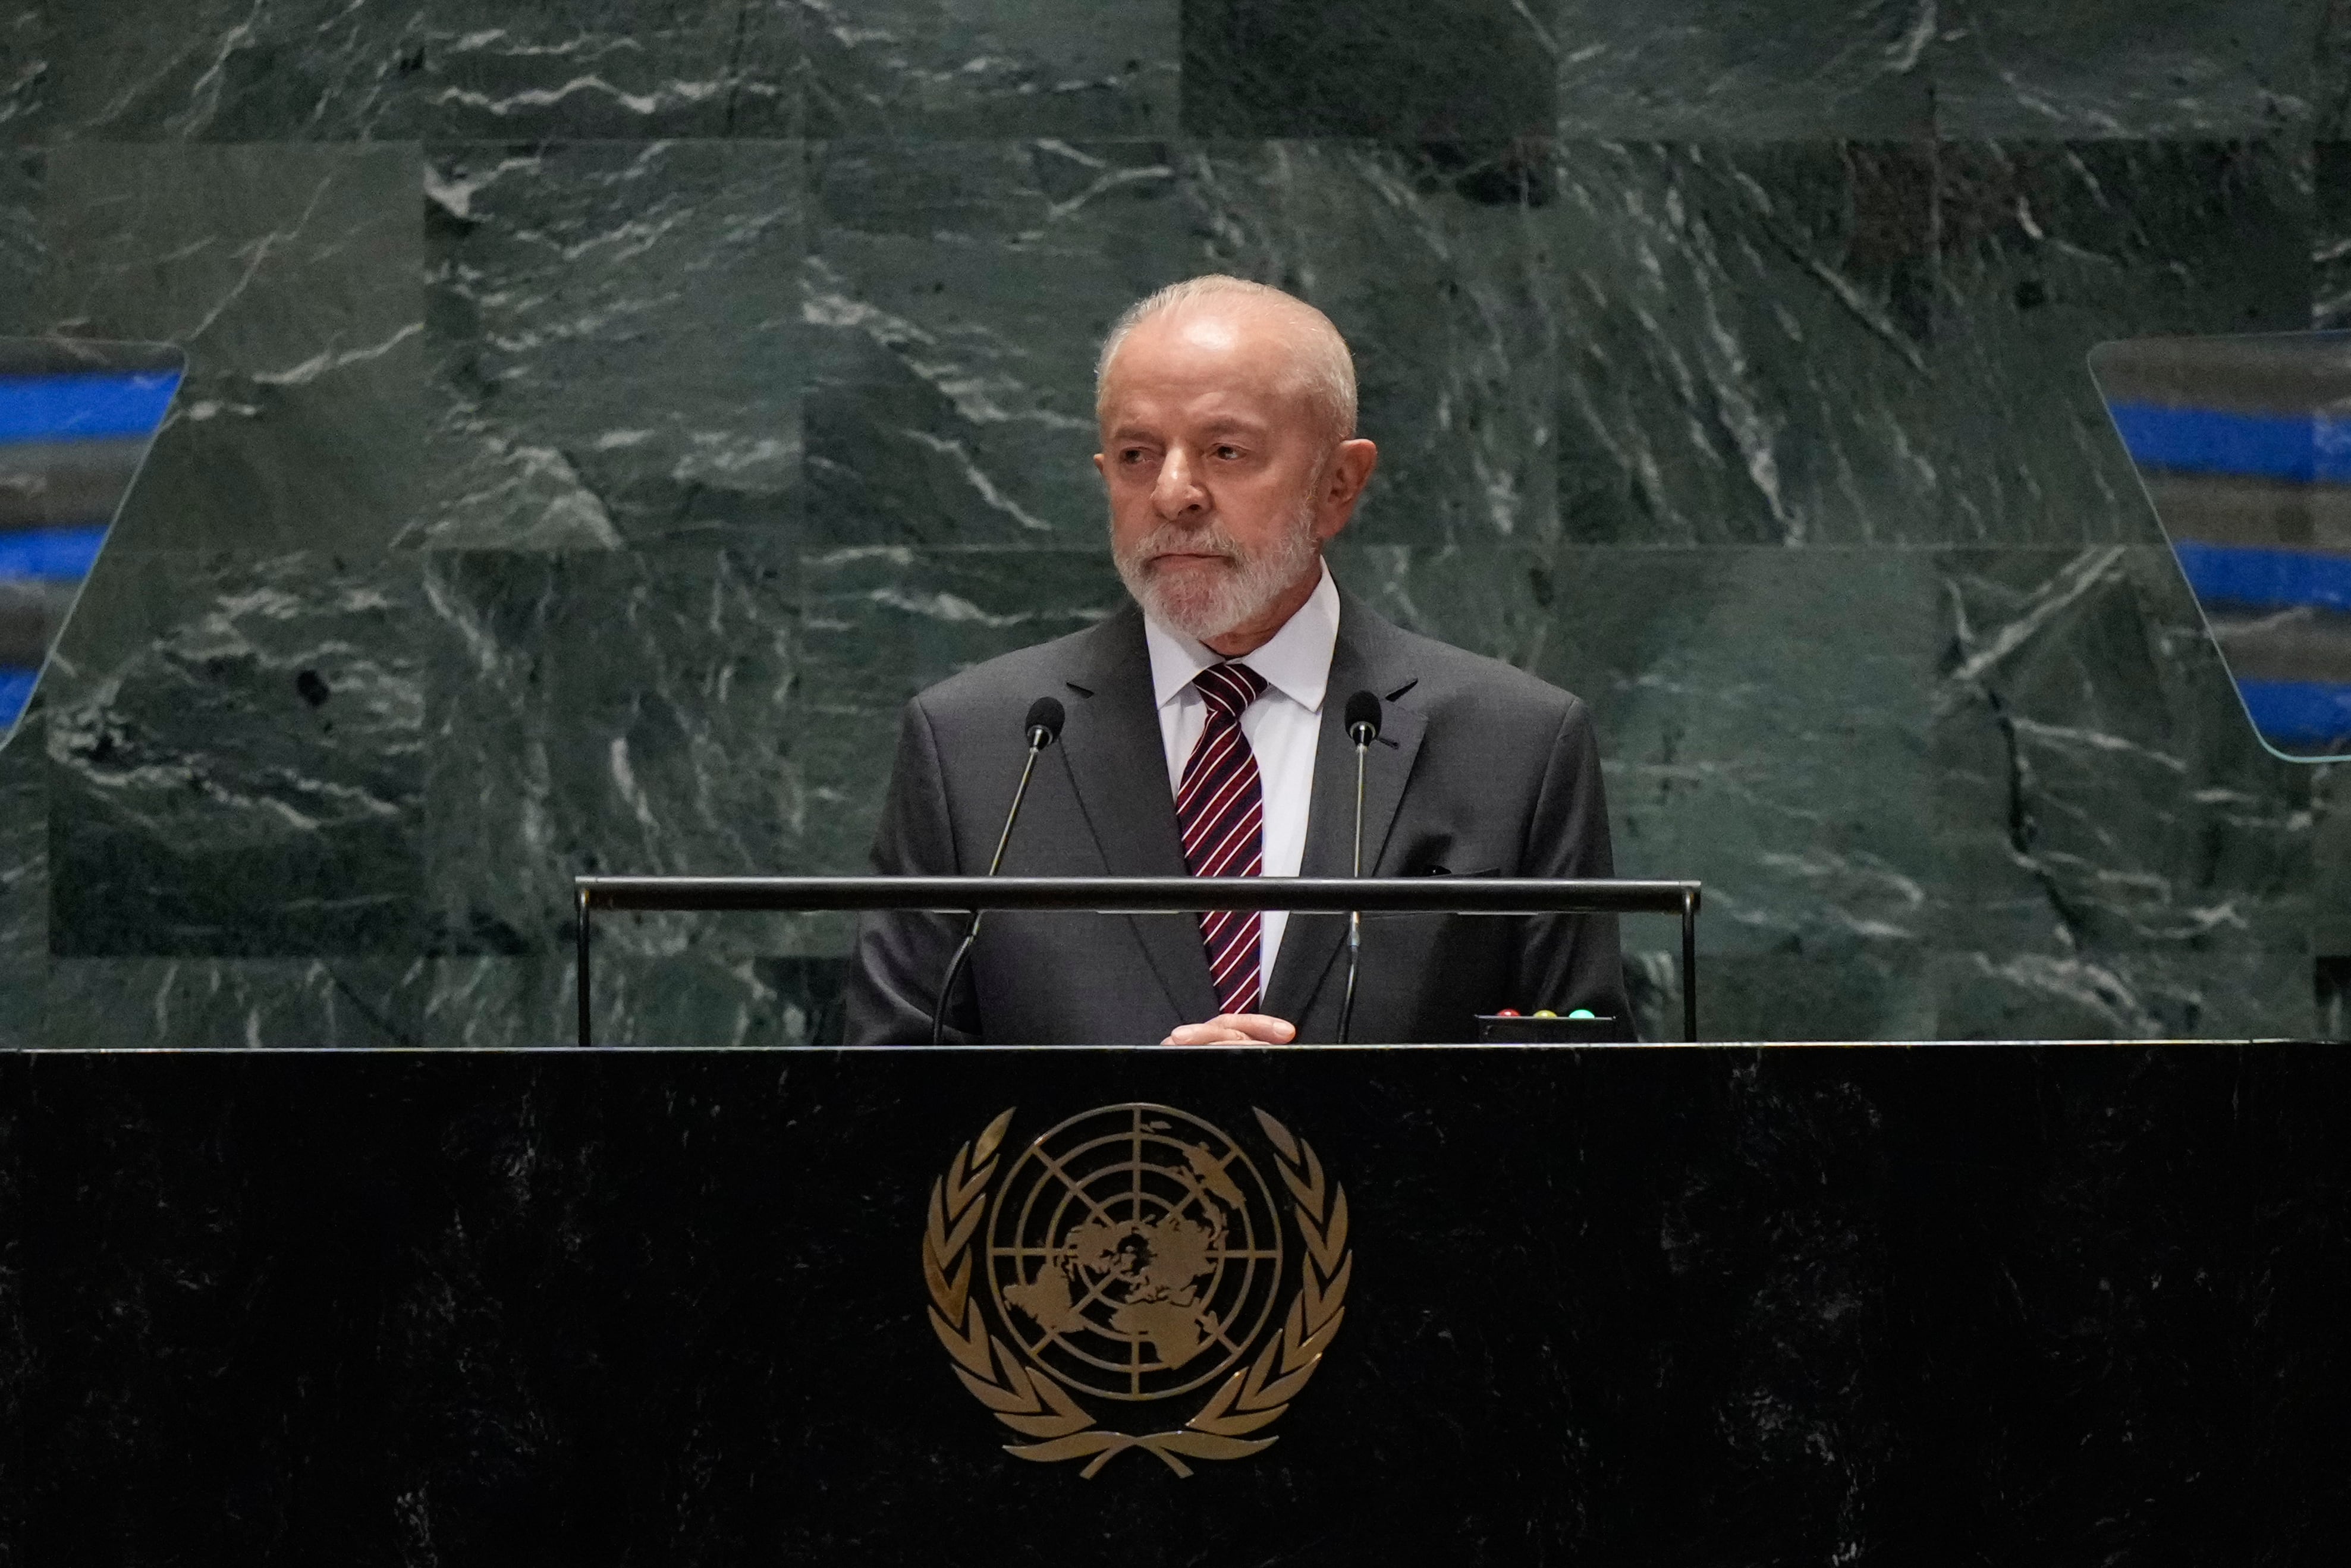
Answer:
[4,1040,2346,1565]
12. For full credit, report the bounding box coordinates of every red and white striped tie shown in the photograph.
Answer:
[1177,661,1269,1016]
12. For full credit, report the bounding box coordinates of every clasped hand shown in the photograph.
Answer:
[1159,1013,1297,1046]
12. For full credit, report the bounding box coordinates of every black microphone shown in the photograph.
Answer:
[1020,697,1066,753]
[931,697,1064,1045]
[1337,690,1380,1044]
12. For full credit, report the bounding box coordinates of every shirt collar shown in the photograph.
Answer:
[1143,560,1340,715]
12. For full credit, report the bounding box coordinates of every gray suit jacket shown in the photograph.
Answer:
[844,587,1632,1045]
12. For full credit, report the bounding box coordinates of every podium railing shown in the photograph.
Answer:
[572,875,1704,1047]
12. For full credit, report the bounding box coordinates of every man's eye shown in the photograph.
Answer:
[1213,445,1242,460]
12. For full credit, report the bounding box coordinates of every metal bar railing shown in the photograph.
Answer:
[573,875,1703,1047]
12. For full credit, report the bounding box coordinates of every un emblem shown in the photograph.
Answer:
[922,1102,1352,1476]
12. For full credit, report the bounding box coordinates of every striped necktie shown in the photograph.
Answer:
[1176,661,1269,1015]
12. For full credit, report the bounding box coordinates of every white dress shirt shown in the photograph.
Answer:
[1142,561,1339,1006]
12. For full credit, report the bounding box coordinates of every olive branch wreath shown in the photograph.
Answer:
[923,1105,1351,1478]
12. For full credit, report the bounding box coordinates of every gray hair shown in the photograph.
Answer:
[1094,275,1358,442]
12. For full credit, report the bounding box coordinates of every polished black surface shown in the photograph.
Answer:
[2,1042,2345,1564]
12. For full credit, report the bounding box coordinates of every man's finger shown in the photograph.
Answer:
[1159,1014,1296,1046]
[1161,1022,1247,1045]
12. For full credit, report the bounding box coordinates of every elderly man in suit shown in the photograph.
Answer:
[846,276,1630,1045]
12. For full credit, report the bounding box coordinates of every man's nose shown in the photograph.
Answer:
[1152,448,1208,520]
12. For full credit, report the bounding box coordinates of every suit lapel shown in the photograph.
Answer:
[1263,593,1425,1029]
[1057,606,1222,1024]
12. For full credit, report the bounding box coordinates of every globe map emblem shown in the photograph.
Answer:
[986,1103,1285,1402]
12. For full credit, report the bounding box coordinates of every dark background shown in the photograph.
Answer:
[8,1043,2349,1562]
[0,1,2346,1044]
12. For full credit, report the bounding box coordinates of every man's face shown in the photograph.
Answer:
[1094,303,1371,648]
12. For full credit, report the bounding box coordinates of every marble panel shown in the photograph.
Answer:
[0,149,37,335]
[2314,762,2349,956]
[1549,142,1938,545]
[29,953,847,1051]
[420,547,802,960]
[44,552,432,959]
[1932,946,2317,1039]
[1181,0,1555,139]
[0,1,39,134]
[1607,938,1932,1046]
[0,712,42,1048]
[797,545,1120,887]
[37,144,424,552]
[419,955,564,1048]
[1931,546,2314,1038]
[1334,542,1941,1042]
[413,0,800,140]
[1935,0,2317,139]
[2323,0,2351,137]
[1553,0,1934,139]
[2318,141,2351,326]
[804,0,1177,137]
[804,139,1192,547]
[420,140,804,549]
[29,0,799,142]
[29,0,423,141]
[2320,954,2349,1038]
[1190,141,1561,546]
[43,957,429,1049]
[1932,139,2311,543]
[423,952,847,1049]
[809,139,1558,549]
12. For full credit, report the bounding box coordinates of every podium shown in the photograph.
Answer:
[571,873,1709,1044]
[4,1039,2346,1563]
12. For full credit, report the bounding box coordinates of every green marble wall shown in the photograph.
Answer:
[1,1,2343,1045]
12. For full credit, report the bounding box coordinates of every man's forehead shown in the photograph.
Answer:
[1103,398,1273,438]
[1099,306,1321,419]
[1111,298,1313,366]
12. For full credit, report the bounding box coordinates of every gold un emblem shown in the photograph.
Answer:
[922,1102,1353,1477]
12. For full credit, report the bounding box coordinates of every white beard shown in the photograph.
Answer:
[1113,504,1319,644]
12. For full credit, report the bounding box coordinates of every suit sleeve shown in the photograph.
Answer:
[843,697,981,1046]
[1514,695,1636,1039]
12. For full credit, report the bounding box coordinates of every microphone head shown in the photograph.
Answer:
[1024,696,1066,747]
[1344,689,1381,744]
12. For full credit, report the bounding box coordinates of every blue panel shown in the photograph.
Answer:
[2106,400,2351,484]
[0,524,108,582]
[2171,541,2351,612]
[0,666,33,730]
[2234,677,2351,749]
[0,370,183,442]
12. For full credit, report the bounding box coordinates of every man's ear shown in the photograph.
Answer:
[1093,451,1107,480]
[1330,439,1377,501]
[1315,438,1378,538]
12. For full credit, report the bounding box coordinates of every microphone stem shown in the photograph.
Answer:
[932,730,1045,1047]
[987,734,1047,878]
[1338,734,1368,1045]
[1350,743,1366,879]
